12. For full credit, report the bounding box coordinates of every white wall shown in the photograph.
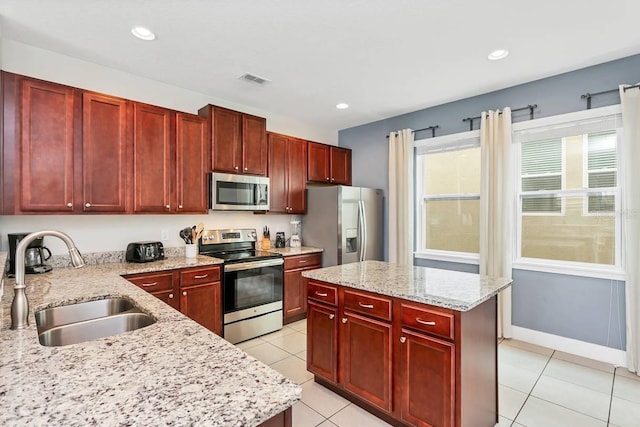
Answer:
[0,39,321,255]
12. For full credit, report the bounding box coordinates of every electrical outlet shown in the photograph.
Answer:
[161,229,169,241]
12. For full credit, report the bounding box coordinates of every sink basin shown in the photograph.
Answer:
[35,297,155,347]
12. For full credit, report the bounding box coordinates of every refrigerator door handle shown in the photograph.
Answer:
[359,200,367,262]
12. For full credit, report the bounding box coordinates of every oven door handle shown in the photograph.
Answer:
[224,258,284,272]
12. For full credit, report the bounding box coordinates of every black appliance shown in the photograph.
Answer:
[7,232,53,276]
[125,241,165,263]
[198,228,283,344]
[209,173,270,211]
[275,232,286,248]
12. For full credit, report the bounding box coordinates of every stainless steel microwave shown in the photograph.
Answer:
[209,173,270,211]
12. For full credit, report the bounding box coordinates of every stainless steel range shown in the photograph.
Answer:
[198,228,283,344]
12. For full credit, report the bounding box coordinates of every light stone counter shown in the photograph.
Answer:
[267,246,323,256]
[302,260,512,311]
[0,256,301,426]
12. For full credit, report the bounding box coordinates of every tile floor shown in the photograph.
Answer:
[236,320,640,427]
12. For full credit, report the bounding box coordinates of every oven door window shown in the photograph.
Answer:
[224,266,283,313]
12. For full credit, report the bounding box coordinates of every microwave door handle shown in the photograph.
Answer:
[361,200,368,261]
[358,200,365,262]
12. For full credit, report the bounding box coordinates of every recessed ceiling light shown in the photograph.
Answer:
[488,49,509,61]
[336,103,349,109]
[131,26,156,41]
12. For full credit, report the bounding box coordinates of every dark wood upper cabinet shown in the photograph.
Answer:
[82,92,130,213]
[175,112,208,213]
[198,105,267,176]
[133,103,173,213]
[17,76,76,212]
[268,132,307,214]
[307,141,352,185]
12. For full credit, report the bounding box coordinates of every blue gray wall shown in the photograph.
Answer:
[339,54,640,350]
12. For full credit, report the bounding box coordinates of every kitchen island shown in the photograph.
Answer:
[0,255,301,426]
[302,261,512,427]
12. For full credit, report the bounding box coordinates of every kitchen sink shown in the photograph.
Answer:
[35,297,155,347]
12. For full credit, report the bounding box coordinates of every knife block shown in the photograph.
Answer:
[260,238,271,250]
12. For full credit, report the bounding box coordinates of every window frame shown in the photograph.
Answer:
[582,131,618,217]
[520,137,566,217]
[512,105,624,280]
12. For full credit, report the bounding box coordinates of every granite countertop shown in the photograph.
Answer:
[267,246,323,256]
[0,255,301,426]
[302,260,512,311]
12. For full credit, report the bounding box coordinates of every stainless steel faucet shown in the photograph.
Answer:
[10,230,86,330]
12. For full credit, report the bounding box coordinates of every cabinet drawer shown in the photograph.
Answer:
[126,272,173,293]
[284,253,322,270]
[180,266,221,286]
[308,281,338,306]
[343,289,392,321]
[400,303,455,341]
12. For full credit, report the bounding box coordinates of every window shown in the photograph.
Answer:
[415,131,481,260]
[513,107,622,271]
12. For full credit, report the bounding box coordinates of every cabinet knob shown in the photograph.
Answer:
[341,318,347,323]
[244,167,248,171]
[326,177,330,181]
[400,336,407,344]
[169,293,174,299]
[329,314,335,320]
[85,203,91,208]
[235,166,239,170]
[178,205,183,209]
[330,178,335,182]
[182,291,187,296]
[67,202,73,208]
[166,205,171,209]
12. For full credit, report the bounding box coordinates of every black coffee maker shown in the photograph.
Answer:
[6,232,53,276]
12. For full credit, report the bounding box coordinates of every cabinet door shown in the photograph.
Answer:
[212,106,242,173]
[180,282,222,335]
[307,300,338,383]
[133,103,173,213]
[175,112,207,213]
[19,78,75,212]
[399,329,455,427]
[268,132,288,213]
[307,141,330,183]
[341,311,393,412]
[330,147,352,185]
[152,290,179,310]
[82,92,130,212]
[242,114,267,176]
[284,270,306,321]
[287,137,307,213]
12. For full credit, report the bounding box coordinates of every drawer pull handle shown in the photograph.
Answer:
[299,260,308,263]
[342,318,348,323]
[329,314,335,320]
[416,318,436,326]
[400,336,407,344]
[358,302,374,309]
[194,274,208,279]
[315,291,328,297]
[141,281,158,287]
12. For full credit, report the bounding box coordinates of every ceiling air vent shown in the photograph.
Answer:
[239,73,270,85]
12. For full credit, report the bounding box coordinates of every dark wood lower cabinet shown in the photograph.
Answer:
[257,407,292,427]
[283,253,321,324]
[306,279,498,427]
[180,283,220,334]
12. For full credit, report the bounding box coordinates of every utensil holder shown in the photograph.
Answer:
[185,243,197,258]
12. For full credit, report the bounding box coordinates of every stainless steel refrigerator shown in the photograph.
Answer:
[302,186,383,267]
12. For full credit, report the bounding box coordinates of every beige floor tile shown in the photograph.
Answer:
[613,375,640,403]
[608,396,640,426]
[296,350,307,362]
[615,366,640,381]
[317,421,338,427]
[515,396,606,427]
[499,362,542,394]
[270,355,314,384]
[499,345,550,375]
[498,385,527,420]
[267,331,307,354]
[243,342,290,365]
[501,339,554,357]
[301,380,350,418]
[497,416,513,426]
[531,375,611,421]
[542,358,614,394]
[292,402,325,427]
[329,404,392,427]
[235,337,264,351]
[260,326,297,341]
[552,350,615,373]
[288,319,307,332]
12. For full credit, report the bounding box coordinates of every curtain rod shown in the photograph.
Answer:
[581,83,640,109]
[387,125,439,139]
[462,104,538,131]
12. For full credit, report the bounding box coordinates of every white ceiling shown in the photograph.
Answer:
[2,0,640,134]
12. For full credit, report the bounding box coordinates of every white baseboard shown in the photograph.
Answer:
[510,326,627,367]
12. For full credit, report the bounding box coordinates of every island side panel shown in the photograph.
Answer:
[459,295,498,427]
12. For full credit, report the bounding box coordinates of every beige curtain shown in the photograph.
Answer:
[388,129,414,265]
[480,109,513,338]
[620,84,640,374]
